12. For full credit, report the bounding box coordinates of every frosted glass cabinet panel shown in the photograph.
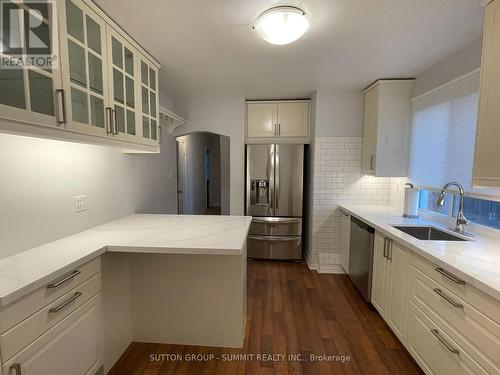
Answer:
[0,0,62,128]
[106,26,140,142]
[60,0,109,136]
[0,0,161,151]
[139,59,160,145]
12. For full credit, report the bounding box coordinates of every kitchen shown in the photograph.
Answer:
[0,0,499,374]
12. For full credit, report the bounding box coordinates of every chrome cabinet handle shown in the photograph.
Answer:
[112,109,118,134]
[383,238,388,258]
[278,123,281,135]
[430,329,460,354]
[387,239,393,260]
[273,123,277,136]
[435,267,465,285]
[49,291,82,313]
[433,288,464,309]
[9,363,21,375]
[106,107,113,134]
[55,89,67,125]
[370,155,376,171]
[47,269,81,289]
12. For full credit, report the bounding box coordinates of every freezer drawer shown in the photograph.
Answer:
[249,217,302,236]
[248,235,302,260]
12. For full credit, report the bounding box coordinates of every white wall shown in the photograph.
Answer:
[315,88,364,137]
[174,96,245,215]
[0,130,178,260]
[414,38,483,97]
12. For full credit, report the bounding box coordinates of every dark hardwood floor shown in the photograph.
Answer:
[109,261,423,375]
[203,207,222,215]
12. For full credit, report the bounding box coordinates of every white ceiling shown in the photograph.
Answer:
[95,0,484,102]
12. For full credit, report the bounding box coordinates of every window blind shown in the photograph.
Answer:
[408,70,480,193]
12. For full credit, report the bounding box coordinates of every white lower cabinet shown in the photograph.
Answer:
[371,232,411,342]
[407,302,488,375]
[371,232,389,317]
[370,232,499,375]
[2,294,103,375]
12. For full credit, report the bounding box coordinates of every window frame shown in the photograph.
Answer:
[417,185,500,233]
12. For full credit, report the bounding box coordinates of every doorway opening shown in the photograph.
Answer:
[176,132,230,215]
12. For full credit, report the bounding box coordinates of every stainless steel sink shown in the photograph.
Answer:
[392,226,469,241]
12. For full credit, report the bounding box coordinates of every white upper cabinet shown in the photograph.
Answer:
[473,0,500,188]
[59,0,109,137]
[246,100,310,143]
[362,80,414,177]
[0,1,62,129]
[0,0,161,152]
[139,58,160,146]
[277,102,309,137]
[106,26,143,144]
[247,103,277,138]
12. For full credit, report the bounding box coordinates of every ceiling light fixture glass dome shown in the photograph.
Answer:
[253,6,310,45]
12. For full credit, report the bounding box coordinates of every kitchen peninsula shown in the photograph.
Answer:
[0,215,251,373]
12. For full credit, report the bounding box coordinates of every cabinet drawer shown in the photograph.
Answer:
[249,217,302,236]
[412,253,499,324]
[410,266,500,373]
[407,302,488,375]
[0,273,101,361]
[0,257,101,333]
[2,294,103,375]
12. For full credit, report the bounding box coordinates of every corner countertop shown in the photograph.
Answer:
[0,214,252,307]
[340,205,500,301]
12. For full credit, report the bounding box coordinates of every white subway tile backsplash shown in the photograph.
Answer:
[310,137,407,270]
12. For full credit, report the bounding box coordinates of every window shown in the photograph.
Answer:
[452,196,500,230]
[408,71,479,191]
[419,189,500,230]
[419,190,452,216]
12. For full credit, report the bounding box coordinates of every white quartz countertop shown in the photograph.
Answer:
[0,214,252,307]
[340,205,500,301]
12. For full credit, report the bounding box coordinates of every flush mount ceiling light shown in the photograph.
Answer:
[253,6,310,45]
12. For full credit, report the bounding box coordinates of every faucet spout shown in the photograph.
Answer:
[436,182,471,236]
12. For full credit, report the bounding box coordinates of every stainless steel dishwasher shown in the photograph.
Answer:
[348,216,375,302]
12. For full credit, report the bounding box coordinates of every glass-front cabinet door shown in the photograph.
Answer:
[0,0,61,128]
[59,0,109,137]
[139,58,160,145]
[106,26,140,143]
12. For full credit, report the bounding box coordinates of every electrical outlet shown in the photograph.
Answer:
[74,195,87,213]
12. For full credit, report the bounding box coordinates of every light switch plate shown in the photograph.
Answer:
[74,195,87,213]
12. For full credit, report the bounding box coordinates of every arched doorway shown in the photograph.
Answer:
[176,132,230,215]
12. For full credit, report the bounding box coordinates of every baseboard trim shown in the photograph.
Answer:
[304,252,318,271]
[318,264,345,274]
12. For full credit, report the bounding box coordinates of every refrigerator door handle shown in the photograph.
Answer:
[269,144,275,215]
[252,218,301,224]
[248,235,300,242]
[275,144,280,212]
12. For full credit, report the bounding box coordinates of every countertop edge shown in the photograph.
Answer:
[0,216,252,308]
[339,205,500,301]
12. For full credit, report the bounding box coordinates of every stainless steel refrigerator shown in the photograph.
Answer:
[246,144,304,260]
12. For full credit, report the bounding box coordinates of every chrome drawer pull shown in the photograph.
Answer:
[252,218,300,225]
[435,267,465,285]
[47,269,81,289]
[49,292,82,314]
[430,329,459,354]
[433,288,464,309]
[9,363,21,375]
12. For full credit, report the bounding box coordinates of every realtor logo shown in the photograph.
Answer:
[0,0,58,69]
